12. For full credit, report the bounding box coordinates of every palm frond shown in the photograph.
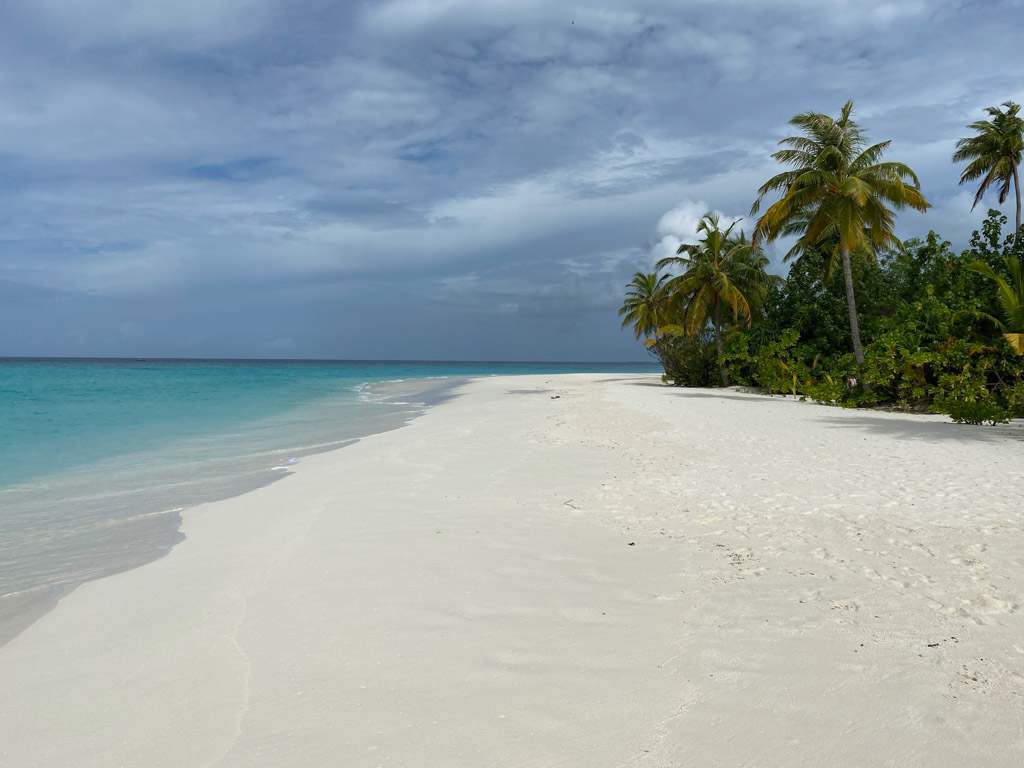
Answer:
[954,101,1024,215]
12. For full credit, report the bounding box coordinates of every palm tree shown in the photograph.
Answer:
[965,257,1024,353]
[618,271,671,340]
[656,213,775,387]
[751,100,930,375]
[953,101,1024,234]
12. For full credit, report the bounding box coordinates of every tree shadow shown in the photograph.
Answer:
[811,414,1024,444]
[587,376,664,384]
[615,380,1024,443]
[621,382,777,402]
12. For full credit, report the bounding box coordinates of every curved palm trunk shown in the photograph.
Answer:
[1014,165,1021,235]
[713,299,729,387]
[840,247,867,388]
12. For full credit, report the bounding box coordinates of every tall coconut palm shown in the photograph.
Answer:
[751,100,930,375]
[953,101,1024,234]
[965,257,1024,353]
[618,271,671,340]
[656,213,775,387]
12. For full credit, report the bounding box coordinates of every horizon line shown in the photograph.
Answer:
[0,356,660,365]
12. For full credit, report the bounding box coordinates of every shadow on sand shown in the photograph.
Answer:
[615,380,1024,444]
[810,414,1024,444]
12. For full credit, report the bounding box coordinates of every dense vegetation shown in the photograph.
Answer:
[620,101,1024,425]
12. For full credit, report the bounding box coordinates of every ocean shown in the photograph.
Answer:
[0,358,659,641]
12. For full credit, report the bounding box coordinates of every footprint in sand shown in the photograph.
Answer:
[949,556,985,570]
[862,567,911,589]
[812,547,844,566]
[727,548,753,566]
[964,595,1017,616]
[829,599,860,611]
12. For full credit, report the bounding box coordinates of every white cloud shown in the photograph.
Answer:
[650,235,683,267]
[651,199,747,267]
[657,200,710,240]
[2,0,1024,357]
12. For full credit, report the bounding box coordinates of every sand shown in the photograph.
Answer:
[1,373,1022,766]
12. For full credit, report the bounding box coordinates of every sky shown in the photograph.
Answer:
[1,0,1023,361]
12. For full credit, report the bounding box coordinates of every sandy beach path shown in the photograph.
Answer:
[1,374,1022,766]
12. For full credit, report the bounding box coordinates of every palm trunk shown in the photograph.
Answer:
[1014,165,1021,236]
[713,299,729,387]
[840,247,867,388]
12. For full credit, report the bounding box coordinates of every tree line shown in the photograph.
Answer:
[620,100,1024,424]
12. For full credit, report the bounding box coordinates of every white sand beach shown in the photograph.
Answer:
[1,373,1022,767]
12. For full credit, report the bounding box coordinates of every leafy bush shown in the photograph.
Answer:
[751,329,807,395]
[933,396,1010,425]
[633,211,1024,423]
[724,328,847,398]
[804,373,848,405]
[650,334,718,387]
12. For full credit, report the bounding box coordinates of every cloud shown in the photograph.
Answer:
[649,200,748,267]
[1,0,1023,358]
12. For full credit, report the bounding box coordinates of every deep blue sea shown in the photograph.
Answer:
[0,358,659,640]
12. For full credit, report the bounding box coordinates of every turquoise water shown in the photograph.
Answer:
[0,359,654,488]
[0,358,658,640]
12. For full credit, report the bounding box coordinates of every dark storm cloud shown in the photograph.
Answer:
[1,0,1023,359]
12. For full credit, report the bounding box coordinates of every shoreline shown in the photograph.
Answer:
[0,375,465,648]
[1,373,1021,766]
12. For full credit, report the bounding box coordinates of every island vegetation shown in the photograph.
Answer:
[620,100,1024,425]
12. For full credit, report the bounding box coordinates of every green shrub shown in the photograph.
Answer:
[804,374,847,405]
[932,396,1010,425]
[629,212,1024,422]
[1002,381,1024,418]
[721,332,755,386]
[651,334,718,387]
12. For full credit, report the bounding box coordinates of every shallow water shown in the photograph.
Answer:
[0,358,658,641]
